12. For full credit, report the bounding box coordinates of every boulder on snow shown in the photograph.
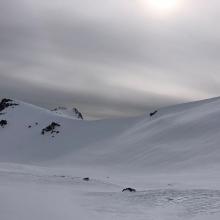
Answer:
[0,120,7,128]
[41,122,61,135]
[150,110,158,117]
[122,188,136,192]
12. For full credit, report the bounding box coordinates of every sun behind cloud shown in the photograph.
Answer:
[140,0,182,15]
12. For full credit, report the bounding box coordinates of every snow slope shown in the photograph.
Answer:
[1,97,220,172]
[0,99,140,164]
[75,96,220,172]
[2,97,220,220]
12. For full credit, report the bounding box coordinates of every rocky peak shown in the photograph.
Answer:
[0,98,18,113]
[51,106,83,120]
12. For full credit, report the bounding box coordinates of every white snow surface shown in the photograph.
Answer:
[1,97,220,219]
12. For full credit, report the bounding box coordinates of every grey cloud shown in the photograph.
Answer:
[0,0,220,118]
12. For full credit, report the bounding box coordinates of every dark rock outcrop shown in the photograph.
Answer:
[122,188,136,192]
[73,108,83,120]
[150,110,158,117]
[51,106,66,112]
[83,177,90,181]
[41,122,61,135]
[0,120,7,128]
[51,106,83,120]
[0,98,18,112]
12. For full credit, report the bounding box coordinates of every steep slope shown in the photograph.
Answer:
[1,97,220,173]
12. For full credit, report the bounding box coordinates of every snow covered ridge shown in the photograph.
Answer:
[0,98,18,114]
[2,96,220,172]
[0,97,84,138]
[2,97,220,219]
[51,106,83,119]
[0,98,64,137]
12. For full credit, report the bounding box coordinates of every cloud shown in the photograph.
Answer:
[0,0,220,118]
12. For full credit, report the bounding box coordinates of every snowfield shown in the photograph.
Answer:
[1,97,220,219]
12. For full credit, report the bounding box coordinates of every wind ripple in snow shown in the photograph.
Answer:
[85,189,220,219]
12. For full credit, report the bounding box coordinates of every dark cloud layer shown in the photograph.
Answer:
[1,0,220,118]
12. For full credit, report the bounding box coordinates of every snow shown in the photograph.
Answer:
[1,97,220,219]
[51,106,83,119]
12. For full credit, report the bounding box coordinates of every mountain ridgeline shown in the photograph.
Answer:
[1,97,220,173]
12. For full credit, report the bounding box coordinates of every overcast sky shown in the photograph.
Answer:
[1,0,220,118]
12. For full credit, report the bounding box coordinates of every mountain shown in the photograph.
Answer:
[1,96,220,172]
[51,106,83,119]
[2,97,220,220]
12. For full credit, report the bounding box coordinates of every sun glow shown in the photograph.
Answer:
[141,0,181,15]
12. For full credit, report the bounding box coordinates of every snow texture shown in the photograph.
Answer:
[1,97,220,219]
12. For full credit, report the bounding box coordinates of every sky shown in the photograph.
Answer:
[0,0,220,118]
